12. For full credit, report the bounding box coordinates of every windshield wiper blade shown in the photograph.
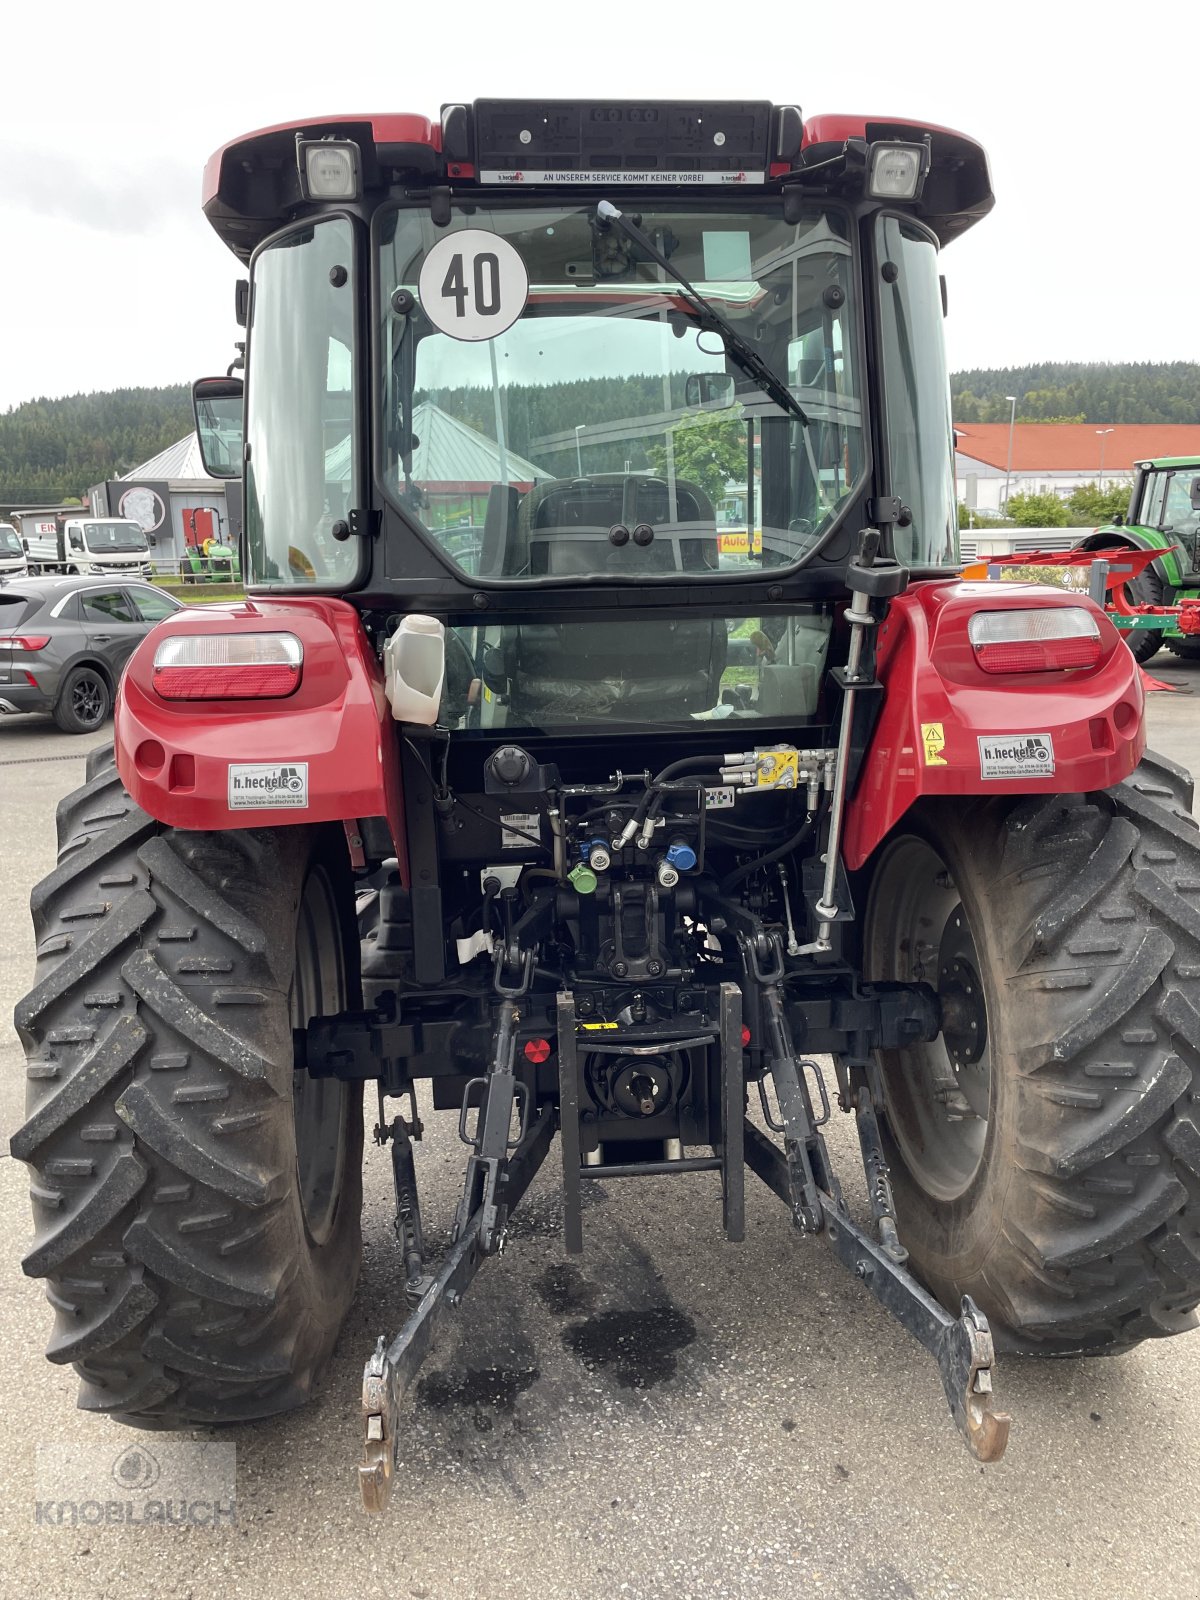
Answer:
[595,200,809,428]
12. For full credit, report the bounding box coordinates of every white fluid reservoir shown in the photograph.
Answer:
[384,614,445,725]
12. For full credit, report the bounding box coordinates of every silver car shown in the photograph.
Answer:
[0,575,184,733]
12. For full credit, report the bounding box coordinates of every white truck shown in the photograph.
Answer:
[13,511,151,578]
[0,522,28,576]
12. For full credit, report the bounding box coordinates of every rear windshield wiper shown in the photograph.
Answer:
[596,200,809,428]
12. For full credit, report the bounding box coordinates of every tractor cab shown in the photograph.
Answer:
[192,101,998,756]
[1128,457,1200,571]
[193,102,992,614]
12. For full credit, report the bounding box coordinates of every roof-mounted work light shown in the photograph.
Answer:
[867,140,930,201]
[296,137,361,200]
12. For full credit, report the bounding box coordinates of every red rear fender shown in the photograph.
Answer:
[843,581,1145,870]
[114,597,402,855]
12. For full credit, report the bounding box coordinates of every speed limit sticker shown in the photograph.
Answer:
[417,230,529,342]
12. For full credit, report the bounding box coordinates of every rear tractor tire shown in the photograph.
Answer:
[864,752,1200,1354]
[11,748,363,1424]
[1120,565,1164,665]
[1163,635,1200,662]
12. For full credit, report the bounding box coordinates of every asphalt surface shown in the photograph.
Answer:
[3,673,1200,1600]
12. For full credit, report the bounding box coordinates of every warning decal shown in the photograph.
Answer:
[978,734,1056,780]
[921,723,947,766]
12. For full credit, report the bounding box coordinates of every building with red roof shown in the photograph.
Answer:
[955,423,1200,512]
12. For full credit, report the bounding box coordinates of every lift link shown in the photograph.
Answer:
[743,1099,1011,1462]
[359,996,555,1514]
[745,928,839,1230]
[853,1087,908,1265]
[820,1205,1011,1464]
[454,997,529,1250]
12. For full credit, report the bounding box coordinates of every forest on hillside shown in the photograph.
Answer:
[2,363,1198,505]
[0,386,192,504]
[950,362,1200,425]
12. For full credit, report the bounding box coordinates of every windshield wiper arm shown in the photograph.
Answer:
[596,200,809,428]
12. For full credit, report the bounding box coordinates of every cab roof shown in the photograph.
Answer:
[201,101,993,263]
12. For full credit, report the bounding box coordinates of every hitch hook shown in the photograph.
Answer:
[935,1296,1011,1464]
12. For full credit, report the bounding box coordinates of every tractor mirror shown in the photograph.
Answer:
[192,377,244,481]
[685,372,735,410]
[1190,478,1200,512]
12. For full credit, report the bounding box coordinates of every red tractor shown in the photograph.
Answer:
[14,102,1200,1510]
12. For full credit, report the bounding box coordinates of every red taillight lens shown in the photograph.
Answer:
[152,633,302,700]
[968,608,1103,675]
[0,634,51,651]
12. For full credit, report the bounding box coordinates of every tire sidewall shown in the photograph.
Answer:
[285,849,363,1315]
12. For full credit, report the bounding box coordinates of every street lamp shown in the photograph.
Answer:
[1095,427,1114,490]
[574,424,585,476]
[1003,395,1018,515]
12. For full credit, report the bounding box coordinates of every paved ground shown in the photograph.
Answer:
[3,672,1200,1600]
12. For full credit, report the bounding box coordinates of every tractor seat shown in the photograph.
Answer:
[515,472,720,577]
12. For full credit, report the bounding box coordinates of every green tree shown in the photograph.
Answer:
[1006,491,1070,527]
[645,412,746,506]
[1067,481,1133,525]
[957,503,1011,530]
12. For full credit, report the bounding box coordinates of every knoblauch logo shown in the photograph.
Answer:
[112,1447,160,1491]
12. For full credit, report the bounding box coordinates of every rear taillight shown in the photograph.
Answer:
[153,633,302,699]
[968,608,1103,674]
[0,634,50,651]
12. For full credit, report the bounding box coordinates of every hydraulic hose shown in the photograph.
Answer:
[718,813,816,897]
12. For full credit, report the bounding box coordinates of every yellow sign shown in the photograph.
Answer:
[580,1021,618,1031]
[921,722,947,765]
[717,529,763,556]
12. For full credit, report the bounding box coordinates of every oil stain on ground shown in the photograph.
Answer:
[417,1365,539,1431]
[563,1304,696,1389]
[535,1262,599,1316]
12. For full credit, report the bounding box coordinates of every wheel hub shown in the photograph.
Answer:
[938,910,987,1070]
[867,835,993,1200]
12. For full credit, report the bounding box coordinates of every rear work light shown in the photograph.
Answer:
[297,137,361,200]
[867,140,931,201]
[153,633,303,700]
[0,635,50,651]
[968,608,1103,674]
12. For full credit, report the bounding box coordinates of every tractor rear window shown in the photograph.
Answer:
[441,609,832,730]
[377,201,866,586]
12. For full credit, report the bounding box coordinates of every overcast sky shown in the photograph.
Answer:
[1,0,1196,415]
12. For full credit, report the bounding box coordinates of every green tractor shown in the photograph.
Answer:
[1075,458,1200,663]
[183,534,241,585]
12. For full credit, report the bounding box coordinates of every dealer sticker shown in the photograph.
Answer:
[228,762,309,809]
[977,735,1055,780]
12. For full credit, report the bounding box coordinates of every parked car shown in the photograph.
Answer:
[0,576,184,733]
[0,521,28,576]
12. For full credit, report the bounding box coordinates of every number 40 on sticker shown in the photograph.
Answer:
[417,230,529,343]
